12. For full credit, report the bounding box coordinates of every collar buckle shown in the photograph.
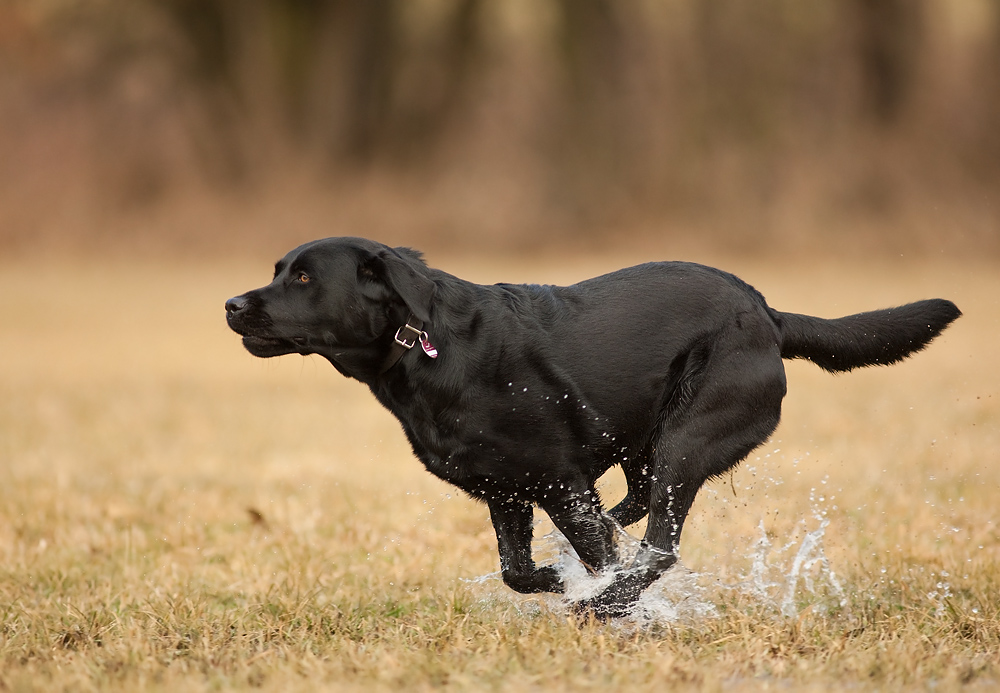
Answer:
[393,322,423,350]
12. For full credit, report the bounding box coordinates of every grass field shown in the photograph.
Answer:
[1,253,998,692]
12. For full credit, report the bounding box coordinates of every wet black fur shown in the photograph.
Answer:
[225,237,961,617]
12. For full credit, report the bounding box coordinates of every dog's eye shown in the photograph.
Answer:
[296,273,310,284]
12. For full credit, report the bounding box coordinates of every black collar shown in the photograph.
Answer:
[378,315,425,376]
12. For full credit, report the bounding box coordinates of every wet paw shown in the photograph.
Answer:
[572,593,633,620]
[502,565,565,594]
[570,569,656,619]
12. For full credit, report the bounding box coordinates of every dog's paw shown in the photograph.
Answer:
[571,593,633,621]
[501,564,565,595]
[570,567,664,620]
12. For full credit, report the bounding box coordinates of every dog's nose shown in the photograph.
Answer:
[225,296,247,314]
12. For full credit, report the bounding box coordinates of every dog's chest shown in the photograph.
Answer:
[401,406,630,502]
[377,364,641,499]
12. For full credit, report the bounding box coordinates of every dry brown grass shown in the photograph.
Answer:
[1,253,998,692]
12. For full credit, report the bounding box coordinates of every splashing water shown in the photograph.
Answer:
[527,510,844,624]
[527,522,718,624]
[743,515,846,618]
[464,479,849,625]
[460,520,716,623]
[455,458,933,625]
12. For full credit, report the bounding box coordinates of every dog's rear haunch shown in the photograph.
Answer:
[225,237,960,618]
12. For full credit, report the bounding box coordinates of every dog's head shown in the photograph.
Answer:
[225,237,435,371]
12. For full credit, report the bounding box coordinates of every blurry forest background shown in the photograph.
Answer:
[1,0,999,258]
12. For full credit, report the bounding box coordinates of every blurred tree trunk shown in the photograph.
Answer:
[159,0,484,168]
[968,0,1000,178]
[160,0,248,181]
[267,0,336,134]
[341,0,397,162]
[343,0,482,163]
[552,0,636,219]
[852,0,924,126]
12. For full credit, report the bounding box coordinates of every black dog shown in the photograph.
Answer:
[225,237,960,616]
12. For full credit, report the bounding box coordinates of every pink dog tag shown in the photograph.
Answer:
[420,334,438,358]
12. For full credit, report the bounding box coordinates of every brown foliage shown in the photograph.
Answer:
[1,0,998,257]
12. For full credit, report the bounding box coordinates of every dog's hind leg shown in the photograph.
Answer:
[607,458,652,527]
[578,338,787,617]
[488,498,564,594]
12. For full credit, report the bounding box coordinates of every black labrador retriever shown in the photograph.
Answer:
[225,237,960,617]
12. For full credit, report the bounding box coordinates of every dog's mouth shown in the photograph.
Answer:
[226,305,310,357]
[239,333,302,358]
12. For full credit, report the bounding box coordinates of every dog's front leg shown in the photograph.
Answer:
[488,498,564,594]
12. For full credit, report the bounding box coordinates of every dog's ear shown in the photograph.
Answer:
[365,247,435,323]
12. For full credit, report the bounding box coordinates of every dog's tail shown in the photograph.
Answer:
[773,299,961,373]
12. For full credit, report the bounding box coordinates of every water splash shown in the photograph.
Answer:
[925,570,953,618]
[466,494,848,624]
[742,516,845,618]
[520,522,717,624]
